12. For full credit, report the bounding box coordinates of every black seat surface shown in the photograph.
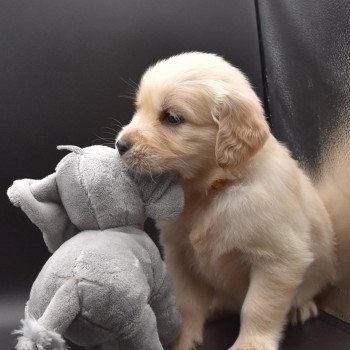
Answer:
[2,289,350,350]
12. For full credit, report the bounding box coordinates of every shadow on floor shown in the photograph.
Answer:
[2,292,350,349]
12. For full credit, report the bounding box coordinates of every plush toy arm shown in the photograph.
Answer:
[7,174,77,253]
[138,173,184,221]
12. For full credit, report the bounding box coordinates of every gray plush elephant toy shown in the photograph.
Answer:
[7,145,184,350]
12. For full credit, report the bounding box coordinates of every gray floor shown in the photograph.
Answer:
[2,292,350,350]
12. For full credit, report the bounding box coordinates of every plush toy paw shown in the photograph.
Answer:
[7,179,33,207]
[289,300,318,325]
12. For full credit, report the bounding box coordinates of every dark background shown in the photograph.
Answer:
[1,0,350,349]
[1,0,262,290]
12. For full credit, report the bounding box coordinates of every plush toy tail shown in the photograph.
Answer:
[14,316,67,350]
[14,279,81,350]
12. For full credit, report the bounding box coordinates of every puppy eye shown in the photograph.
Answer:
[163,112,184,125]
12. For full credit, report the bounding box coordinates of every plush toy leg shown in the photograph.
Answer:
[14,279,81,350]
[118,304,163,350]
[150,275,182,347]
[7,175,77,252]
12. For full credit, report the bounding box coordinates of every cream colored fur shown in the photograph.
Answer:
[117,52,337,350]
[316,134,350,321]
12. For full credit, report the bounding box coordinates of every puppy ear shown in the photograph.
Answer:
[214,90,270,170]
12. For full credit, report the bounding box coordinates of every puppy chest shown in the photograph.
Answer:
[189,229,250,294]
[181,191,250,293]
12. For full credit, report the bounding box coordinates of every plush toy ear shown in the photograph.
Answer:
[7,173,77,253]
[214,90,270,170]
[138,173,184,222]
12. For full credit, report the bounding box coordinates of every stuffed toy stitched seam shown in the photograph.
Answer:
[77,154,101,229]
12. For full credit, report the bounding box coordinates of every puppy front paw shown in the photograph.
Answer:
[229,336,278,350]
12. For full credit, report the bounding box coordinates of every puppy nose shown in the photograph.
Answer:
[116,139,132,155]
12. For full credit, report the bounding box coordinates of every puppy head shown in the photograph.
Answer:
[117,52,270,180]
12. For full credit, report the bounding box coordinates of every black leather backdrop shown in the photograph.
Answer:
[257,0,350,175]
[1,0,262,290]
[257,0,350,324]
[1,1,350,349]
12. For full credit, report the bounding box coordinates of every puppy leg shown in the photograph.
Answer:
[289,257,336,325]
[166,250,213,350]
[230,263,307,350]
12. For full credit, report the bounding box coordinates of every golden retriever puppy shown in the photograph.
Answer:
[116,52,337,350]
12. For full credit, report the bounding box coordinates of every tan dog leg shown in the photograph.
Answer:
[230,263,305,350]
[166,251,213,350]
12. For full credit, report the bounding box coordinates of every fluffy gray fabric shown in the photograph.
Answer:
[8,145,184,350]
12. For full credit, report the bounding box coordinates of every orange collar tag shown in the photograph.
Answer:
[211,179,227,190]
